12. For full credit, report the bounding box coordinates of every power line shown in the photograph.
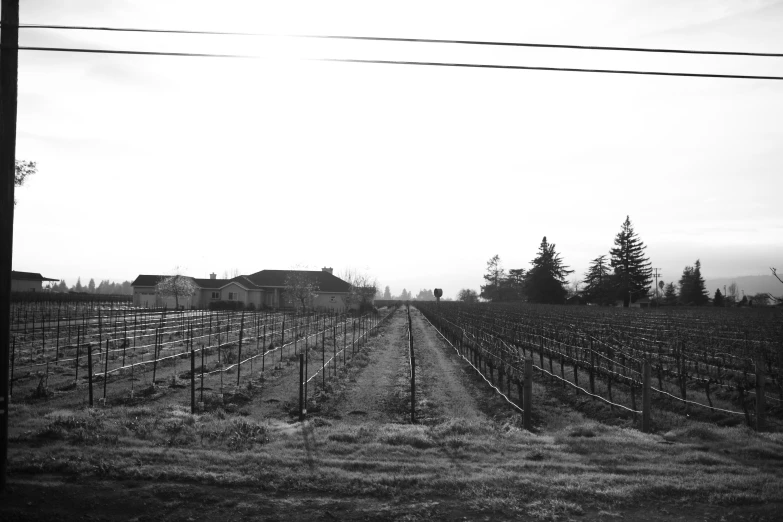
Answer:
[18,23,783,58]
[16,46,783,81]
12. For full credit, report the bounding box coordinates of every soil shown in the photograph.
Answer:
[2,306,782,521]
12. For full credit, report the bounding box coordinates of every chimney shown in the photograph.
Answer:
[210,272,216,280]
[322,267,333,275]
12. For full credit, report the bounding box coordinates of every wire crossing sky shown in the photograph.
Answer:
[12,0,783,299]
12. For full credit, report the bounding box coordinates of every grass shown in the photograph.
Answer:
[8,398,783,517]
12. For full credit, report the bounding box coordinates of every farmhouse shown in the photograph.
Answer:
[131,267,358,311]
[11,270,59,292]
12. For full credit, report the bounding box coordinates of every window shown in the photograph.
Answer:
[330,295,336,303]
[211,291,219,299]
[228,292,237,301]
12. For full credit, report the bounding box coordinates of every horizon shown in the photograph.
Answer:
[11,1,783,301]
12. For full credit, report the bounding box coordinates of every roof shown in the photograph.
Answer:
[192,278,230,289]
[246,270,351,293]
[11,270,59,282]
[131,274,168,287]
[131,270,352,293]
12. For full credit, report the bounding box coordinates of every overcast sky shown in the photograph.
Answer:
[11,1,783,298]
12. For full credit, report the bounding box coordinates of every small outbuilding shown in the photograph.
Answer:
[11,270,59,292]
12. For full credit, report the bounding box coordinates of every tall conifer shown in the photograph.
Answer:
[609,216,652,306]
[525,236,572,304]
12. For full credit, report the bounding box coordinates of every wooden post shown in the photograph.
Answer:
[102,339,109,402]
[756,357,765,432]
[237,313,244,387]
[410,328,416,424]
[299,353,305,421]
[190,346,196,414]
[523,358,532,431]
[642,361,651,433]
[9,337,15,397]
[87,344,94,407]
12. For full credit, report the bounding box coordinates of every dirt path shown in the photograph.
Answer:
[410,307,487,424]
[331,307,410,424]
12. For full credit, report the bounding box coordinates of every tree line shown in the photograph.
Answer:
[459,216,782,307]
[48,277,133,296]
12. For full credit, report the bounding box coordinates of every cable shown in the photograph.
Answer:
[19,23,783,58]
[15,46,783,81]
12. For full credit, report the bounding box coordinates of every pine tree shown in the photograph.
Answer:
[88,278,96,293]
[524,236,573,304]
[582,255,615,305]
[713,288,724,307]
[74,277,83,292]
[678,260,708,305]
[610,216,652,306]
[664,282,678,305]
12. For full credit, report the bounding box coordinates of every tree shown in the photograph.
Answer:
[664,282,678,305]
[156,275,196,309]
[582,255,614,305]
[609,216,652,306]
[340,268,378,312]
[283,269,319,311]
[725,282,739,305]
[74,277,83,292]
[383,286,392,300]
[13,160,36,205]
[457,289,479,303]
[524,236,573,304]
[87,278,96,294]
[415,289,436,301]
[57,280,68,292]
[398,288,411,301]
[480,255,505,302]
[713,288,724,307]
[678,259,708,305]
[505,268,526,300]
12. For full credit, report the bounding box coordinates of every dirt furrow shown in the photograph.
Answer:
[410,307,487,424]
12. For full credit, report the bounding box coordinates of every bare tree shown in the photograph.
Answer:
[156,274,196,309]
[284,268,320,311]
[726,281,739,305]
[340,268,378,312]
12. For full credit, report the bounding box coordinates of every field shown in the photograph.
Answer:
[2,302,783,521]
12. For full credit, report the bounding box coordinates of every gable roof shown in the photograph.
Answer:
[246,270,351,293]
[131,274,167,287]
[131,270,352,293]
[12,270,59,282]
[192,278,231,289]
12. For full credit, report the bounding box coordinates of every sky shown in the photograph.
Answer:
[10,0,783,299]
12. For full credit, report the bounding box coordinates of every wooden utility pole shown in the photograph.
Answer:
[0,0,20,492]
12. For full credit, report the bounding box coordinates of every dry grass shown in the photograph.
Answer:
[7,397,783,518]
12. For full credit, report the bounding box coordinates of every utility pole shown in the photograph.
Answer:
[652,268,662,300]
[0,0,20,492]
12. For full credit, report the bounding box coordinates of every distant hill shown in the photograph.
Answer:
[703,275,783,298]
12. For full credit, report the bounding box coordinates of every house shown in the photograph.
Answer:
[629,296,651,308]
[131,267,359,311]
[11,270,59,292]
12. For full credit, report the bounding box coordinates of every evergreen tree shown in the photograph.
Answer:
[383,286,391,300]
[505,268,526,301]
[57,280,68,292]
[582,255,615,305]
[74,277,83,292]
[678,259,708,305]
[87,278,96,293]
[664,282,678,305]
[480,255,505,302]
[524,236,573,304]
[713,288,724,307]
[610,216,652,306]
